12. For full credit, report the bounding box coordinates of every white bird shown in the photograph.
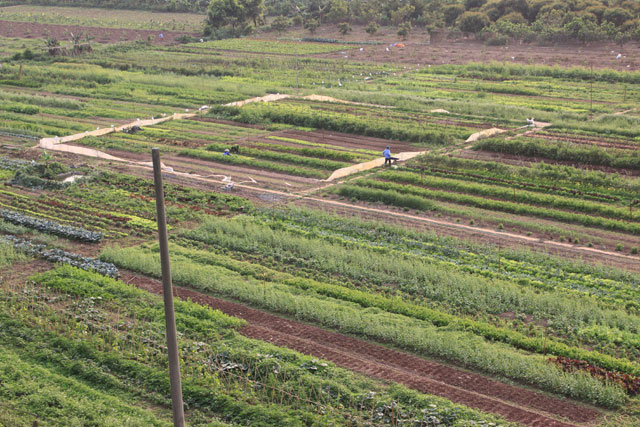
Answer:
[359,48,363,51]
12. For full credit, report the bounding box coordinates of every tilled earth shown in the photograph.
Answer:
[122,271,603,427]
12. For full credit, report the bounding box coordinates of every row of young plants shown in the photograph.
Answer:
[410,71,636,107]
[201,142,351,170]
[172,215,640,361]
[251,208,640,306]
[155,237,640,380]
[473,137,640,170]
[337,178,640,235]
[180,148,330,178]
[0,209,103,242]
[266,135,380,158]
[210,102,465,145]
[2,235,118,277]
[0,190,129,239]
[100,243,627,408]
[424,62,640,85]
[148,121,375,163]
[0,264,511,426]
[62,172,250,226]
[377,169,640,221]
[408,154,640,203]
[186,39,352,55]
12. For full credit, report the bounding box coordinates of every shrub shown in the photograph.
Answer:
[338,22,352,35]
[459,11,490,33]
[365,21,379,35]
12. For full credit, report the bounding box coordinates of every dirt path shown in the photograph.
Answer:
[122,271,601,427]
[36,106,638,268]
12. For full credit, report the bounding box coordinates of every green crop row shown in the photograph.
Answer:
[203,142,350,170]
[1,264,510,426]
[345,179,640,235]
[474,137,640,170]
[266,135,379,157]
[100,245,627,407]
[211,103,462,145]
[424,61,640,85]
[153,241,640,379]
[186,39,351,55]
[250,208,640,310]
[378,170,640,221]
[408,154,640,203]
[176,215,640,360]
[180,148,330,178]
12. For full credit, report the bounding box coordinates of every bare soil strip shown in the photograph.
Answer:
[122,271,601,427]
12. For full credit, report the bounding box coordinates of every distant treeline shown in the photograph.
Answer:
[8,0,640,44]
[264,0,640,43]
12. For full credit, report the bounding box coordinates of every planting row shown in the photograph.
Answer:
[101,242,627,408]
[0,261,511,426]
[168,211,640,365]
[473,137,640,171]
[334,177,640,235]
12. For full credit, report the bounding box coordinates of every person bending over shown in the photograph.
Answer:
[383,146,399,166]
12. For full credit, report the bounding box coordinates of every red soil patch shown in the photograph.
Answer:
[122,271,602,427]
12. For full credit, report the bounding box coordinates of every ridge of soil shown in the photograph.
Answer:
[121,271,602,427]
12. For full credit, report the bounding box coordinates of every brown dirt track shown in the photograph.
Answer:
[122,271,602,427]
[0,20,197,44]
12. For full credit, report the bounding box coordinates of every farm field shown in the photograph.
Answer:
[0,5,639,427]
[0,5,205,31]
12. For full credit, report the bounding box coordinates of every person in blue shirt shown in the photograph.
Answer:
[223,149,231,156]
[383,146,398,166]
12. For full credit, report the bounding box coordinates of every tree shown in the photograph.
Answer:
[326,0,349,23]
[498,11,527,24]
[443,4,465,27]
[397,22,412,39]
[206,0,246,30]
[390,4,415,26]
[304,18,319,33]
[459,11,490,33]
[338,22,352,35]
[603,7,633,27]
[365,21,379,35]
[465,0,487,10]
[271,15,291,33]
[564,16,603,43]
[241,0,264,27]
[205,0,264,35]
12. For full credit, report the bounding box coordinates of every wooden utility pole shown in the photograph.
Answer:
[151,148,185,427]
